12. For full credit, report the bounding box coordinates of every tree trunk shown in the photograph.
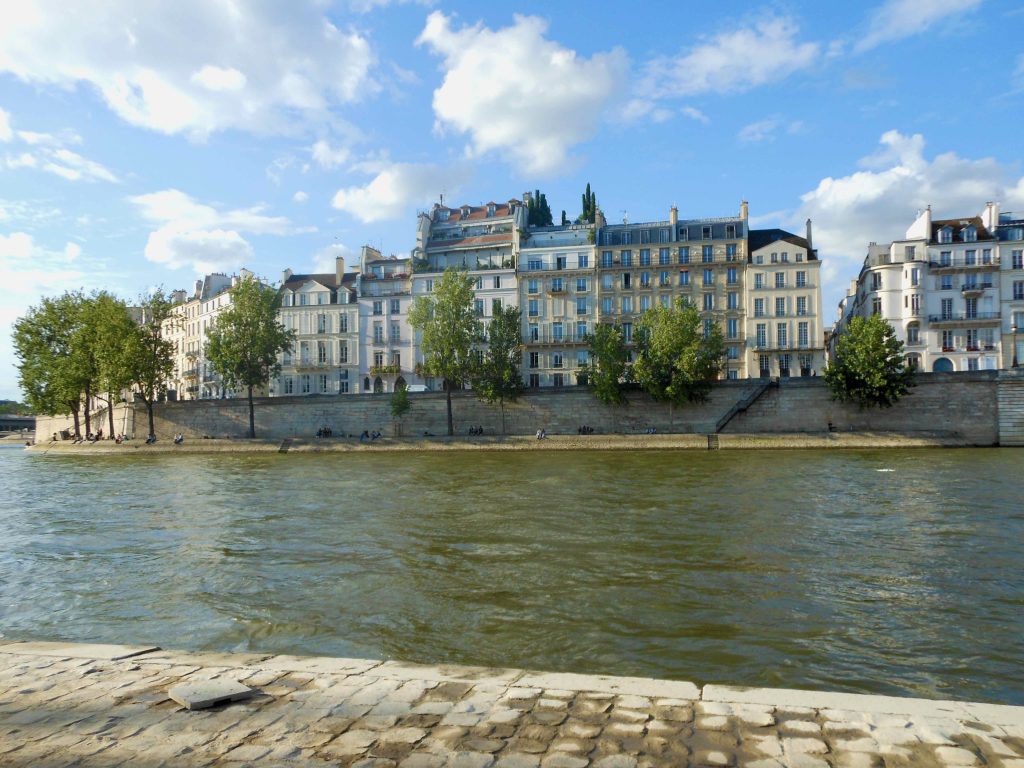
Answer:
[108,398,115,439]
[248,385,255,439]
[83,383,92,436]
[500,396,506,435]
[71,404,81,439]
[146,398,155,439]
[445,381,454,436]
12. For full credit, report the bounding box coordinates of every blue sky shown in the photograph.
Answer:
[2,0,1023,400]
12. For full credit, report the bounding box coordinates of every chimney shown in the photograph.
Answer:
[282,268,293,284]
[335,254,345,285]
[740,200,749,220]
[981,201,999,231]
[595,207,606,229]
[805,218,813,252]
[669,205,678,227]
[194,279,202,298]
[523,191,532,206]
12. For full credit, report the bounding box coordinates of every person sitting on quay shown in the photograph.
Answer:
[360,430,370,441]
[536,428,547,440]
[145,434,157,444]
[370,430,381,440]
[173,433,184,445]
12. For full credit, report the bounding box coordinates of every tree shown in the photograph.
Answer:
[826,314,915,408]
[390,383,410,436]
[473,305,524,434]
[13,292,90,437]
[80,292,137,439]
[205,275,296,438]
[122,290,176,440]
[632,298,725,405]
[527,189,553,227]
[580,182,597,224]
[587,323,629,405]
[408,268,482,436]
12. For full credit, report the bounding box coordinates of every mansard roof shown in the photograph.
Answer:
[930,216,993,242]
[748,228,816,259]
[434,201,516,223]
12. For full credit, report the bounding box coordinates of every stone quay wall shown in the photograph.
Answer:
[33,371,1024,445]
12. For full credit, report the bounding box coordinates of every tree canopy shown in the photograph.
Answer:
[122,290,176,439]
[527,189,553,227]
[473,304,524,433]
[826,314,915,408]
[632,298,725,405]
[205,275,296,438]
[580,182,597,224]
[587,323,629,405]
[408,268,482,435]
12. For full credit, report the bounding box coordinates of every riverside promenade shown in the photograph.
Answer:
[1,642,1022,767]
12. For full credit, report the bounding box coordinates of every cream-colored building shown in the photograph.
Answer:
[274,257,360,396]
[746,227,826,378]
[356,247,414,394]
[519,224,597,387]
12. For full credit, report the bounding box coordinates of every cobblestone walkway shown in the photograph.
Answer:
[1,642,1022,767]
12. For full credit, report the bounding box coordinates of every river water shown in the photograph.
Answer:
[0,445,1021,704]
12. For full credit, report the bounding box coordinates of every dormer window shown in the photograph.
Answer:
[962,225,977,242]
[487,204,496,217]
[938,226,952,244]
[438,209,449,221]
[461,206,471,218]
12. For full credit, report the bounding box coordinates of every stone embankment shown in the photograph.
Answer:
[26,431,974,455]
[1,641,1022,767]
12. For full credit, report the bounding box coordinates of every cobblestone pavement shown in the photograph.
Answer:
[1,642,1022,767]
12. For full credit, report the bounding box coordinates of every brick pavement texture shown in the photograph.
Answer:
[1,642,1022,767]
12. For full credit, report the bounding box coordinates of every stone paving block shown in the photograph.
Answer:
[592,757,638,768]
[494,754,541,768]
[540,755,589,768]
[3,642,160,661]
[934,745,981,765]
[704,685,966,719]
[447,751,496,768]
[516,673,698,700]
[377,660,521,685]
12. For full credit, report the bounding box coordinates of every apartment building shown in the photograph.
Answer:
[274,256,359,396]
[595,204,749,379]
[518,224,597,387]
[996,209,1024,367]
[357,247,414,394]
[746,226,826,378]
[410,199,527,390]
[833,203,1015,372]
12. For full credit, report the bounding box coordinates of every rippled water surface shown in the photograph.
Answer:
[1,445,1022,704]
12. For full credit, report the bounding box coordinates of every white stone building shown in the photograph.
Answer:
[356,247,414,394]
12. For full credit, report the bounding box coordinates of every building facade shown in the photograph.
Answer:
[356,247,414,395]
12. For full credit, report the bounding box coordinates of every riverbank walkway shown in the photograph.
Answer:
[1,642,1021,767]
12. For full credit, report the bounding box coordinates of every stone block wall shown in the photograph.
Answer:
[997,370,1024,446]
[722,372,999,445]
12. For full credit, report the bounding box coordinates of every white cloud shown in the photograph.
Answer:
[311,139,351,169]
[417,12,628,175]
[0,108,11,141]
[738,116,805,143]
[790,130,1024,315]
[0,231,87,299]
[349,0,434,12]
[681,106,710,124]
[857,0,984,51]
[0,108,116,181]
[129,189,294,273]
[293,191,309,203]
[332,161,472,223]
[643,17,819,98]
[311,243,354,273]
[0,1,375,139]
[1013,54,1024,92]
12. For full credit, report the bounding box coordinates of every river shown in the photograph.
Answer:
[1,444,1021,704]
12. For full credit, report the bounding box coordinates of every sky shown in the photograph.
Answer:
[2,0,1023,400]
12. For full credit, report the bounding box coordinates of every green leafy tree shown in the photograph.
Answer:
[12,292,90,437]
[408,268,482,436]
[580,182,597,224]
[527,189,553,227]
[633,298,725,405]
[122,290,176,440]
[473,305,524,434]
[390,383,410,436]
[587,323,629,405]
[826,314,915,408]
[80,291,137,438]
[205,275,296,438]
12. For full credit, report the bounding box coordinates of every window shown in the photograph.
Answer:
[775,273,785,289]
[1014,280,1024,300]
[577,350,588,367]
[796,296,807,316]
[601,297,613,314]
[942,330,954,350]
[552,277,564,292]
[1014,250,1023,269]
[620,250,633,266]
[727,318,738,339]
[553,373,564,387]
[702,245,714,263]
[779,354,791,378]
[552,322,563,341]
[727,292,738,310]
[622,296,633,314]
[601,274,613,290]
[301,374,311,394]
[726,244,737,261]
[678,247,690,264]
[639,249,651,266]
[299,293,308,306]
[905,245,916,260]
[754,298,765,317]
[967,357,979,371]
[555,256,566,271]
[340,314,349,333]
[659,271,670,287]
[907,323,919,344]
[781,252,789,263]
[941,275,953,290]
[870,273,882,290]
[938,227,952,244]
[965,249,976,266]
[318,374,328,393]
[529,352,539,369]
[659,295,670,308]
[622,273,631,289]
[756,323,767,348]
[529,374,539,388]
[727,267,737,285]
[703,269,713,286]
[391,322,400,341]
[659,248,670,265]
[425,279,434,293]
[639,272,650,288]
[640,295,651,312]
[759,354,770,377]
[798,321,810,348]
[284,377,294,394]
[373,351,383,367]
[475,277,483,289]
[755,254,764,265]
[726,224,736,239]
[966,328,979,350]
[703,293,713,311]
[910,267,920,287]
[529,299,539,317]
[601,251,613,267]
[796,271,807,288]
[492,298,502,315]
[702,225,712,239]
[963,226,977,242]
[528,279,539,294]
[775,297,786,317]
[755,273,764,289]
[871,297,881,315]
[771,252,778,264]
[577,277,588,292]
[941,298,953,319]
[474,299,485,317]
[777,323,788,348]
[373,322,384,343]
[528,259,542,271]
[530,325,539,342]
[317,292,326,305]
[317,314,328,334]
[910,294,921,315]
[373,300,383,316]
[576,322,587,339]
[939,250,952,266]
[622,323,633,342]
[578,253,589,268]
[318,341,328,363]
[339,342,348,363]
[679,270,689,286]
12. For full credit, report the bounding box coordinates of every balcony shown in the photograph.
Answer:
[547,285,566,294]
[960,283,991,297]
[928,256,1000,270]
[927,312,1000,325]
[525,331,588,346]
